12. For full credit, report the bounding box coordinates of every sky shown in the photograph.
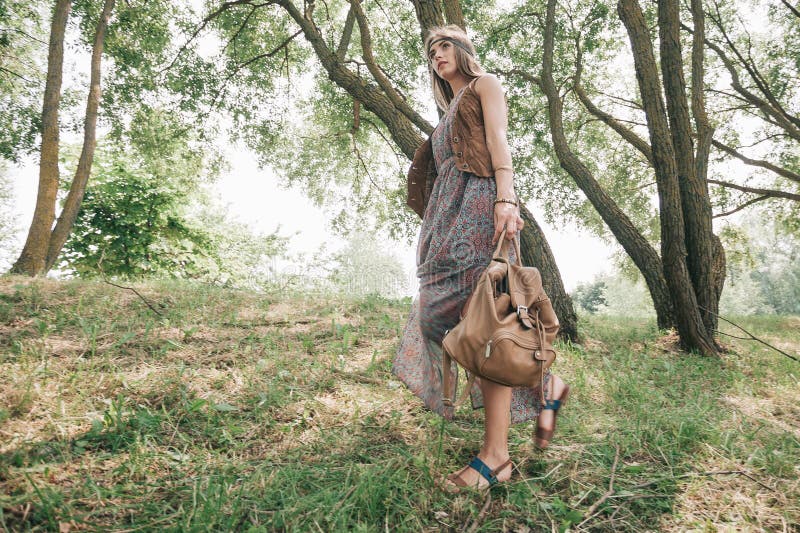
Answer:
[209,147,616,294]
[7,145,614,294]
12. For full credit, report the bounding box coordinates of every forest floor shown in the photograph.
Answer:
[0,276,798,532]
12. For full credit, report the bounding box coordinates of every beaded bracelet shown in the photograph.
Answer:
[494,198,518,207]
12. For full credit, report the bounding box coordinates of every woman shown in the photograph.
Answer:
[393,25,570,490]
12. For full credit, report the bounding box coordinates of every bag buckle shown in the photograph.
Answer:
[516,305,528,319]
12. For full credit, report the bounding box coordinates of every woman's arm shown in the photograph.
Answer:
[476,74,524,244]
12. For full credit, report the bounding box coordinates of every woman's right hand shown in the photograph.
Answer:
[492,202,523,244]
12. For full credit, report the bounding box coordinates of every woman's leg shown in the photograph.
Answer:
[446,379,514,487]
[536,374,567,438]
[480,378,513,465]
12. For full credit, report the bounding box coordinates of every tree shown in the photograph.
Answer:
[11,0,114,276]
[59,108,288,282]
[8,0,213,277]
[192,0,581,339]
[615,0,720,352]
[720,210,800,315]
[329,232,408,297]
[571,279,607,313]
[506,0,722,353]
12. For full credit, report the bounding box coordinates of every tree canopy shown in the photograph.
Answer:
[2,0,798,347]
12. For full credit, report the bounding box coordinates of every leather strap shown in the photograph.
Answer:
[442,348,454,406]
[542,398,562,411]
[468,456,499,485]
[492,234,509,263]
[442,346,476,408]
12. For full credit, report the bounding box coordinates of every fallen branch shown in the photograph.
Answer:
[703,306,800,363]
[97,250,162,316]
[462,491,492,533]
[330,367,384,385]
[578,444,620,528]
[221,318,314,328]
[630,469,777,493]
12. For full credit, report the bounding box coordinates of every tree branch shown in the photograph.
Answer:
[209,30,302,110]
[690,0,714,187]
[713,194,771,218]
[164,0,273,73]
[97,250,162,316]
[711,140,800,183]
[691,16,800,141]
[336,3,356,60]
[0,26,48,45]
[708,308,800,363]
[781,0,800,19]
[0,65,33,83]
[350,131,385,193]
[275,0,427,157]
[222,4,262,54]
[707,179,800,201]
[574,83,654,165]
[578,445,621,528]
[348,0,430,133]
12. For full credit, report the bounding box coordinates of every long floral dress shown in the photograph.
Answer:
[393,80,551,424]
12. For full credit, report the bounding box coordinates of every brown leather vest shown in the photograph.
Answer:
[407,76,494,218]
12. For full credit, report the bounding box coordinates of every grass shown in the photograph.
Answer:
[0,275,798,532]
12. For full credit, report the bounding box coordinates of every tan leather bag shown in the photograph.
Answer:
[441,236,560,406]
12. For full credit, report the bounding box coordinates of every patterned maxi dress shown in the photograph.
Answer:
[393,82,551,424]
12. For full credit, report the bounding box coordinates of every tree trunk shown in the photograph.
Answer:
[618,0,718,354]
[45,0,115,272]
[277,0,428,157]
[658,0,719,336]
[519,206,579,341]
[537,3,675,330]
[442,0,465,30]
[689,0,725,327]
[10,0,72,276]
[409,0,444,42]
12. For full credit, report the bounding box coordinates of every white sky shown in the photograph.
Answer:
[7,146,613,294]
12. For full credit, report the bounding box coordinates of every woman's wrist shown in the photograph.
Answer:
[495,190,516,201]
[494,197,518,208]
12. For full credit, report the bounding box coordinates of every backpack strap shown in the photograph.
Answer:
[442,346,455,406]
[442,345,476,408]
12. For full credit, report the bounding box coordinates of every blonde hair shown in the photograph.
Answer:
[424,25,485,112]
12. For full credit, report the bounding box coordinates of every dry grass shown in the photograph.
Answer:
[0,276,798,531]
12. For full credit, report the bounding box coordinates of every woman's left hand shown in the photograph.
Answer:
[492,203,525,244]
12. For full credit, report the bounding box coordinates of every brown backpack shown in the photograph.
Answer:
[442,237,560,407]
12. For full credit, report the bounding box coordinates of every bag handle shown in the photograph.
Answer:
[442,345,476,408]
[442,347,454,406]
[491,231,524,267]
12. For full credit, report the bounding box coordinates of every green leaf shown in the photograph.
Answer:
[212,403,239,412]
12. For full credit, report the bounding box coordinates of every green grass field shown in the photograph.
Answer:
[1,276,798,531]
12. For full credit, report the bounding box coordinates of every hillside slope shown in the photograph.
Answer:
[1,276,798,531]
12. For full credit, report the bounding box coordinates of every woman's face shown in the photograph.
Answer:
[428,39,458,80]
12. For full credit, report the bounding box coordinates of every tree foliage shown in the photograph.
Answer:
[0,0,46,162]
[58,106,286,283]
[59,108,211,277]
[328,232,408,297]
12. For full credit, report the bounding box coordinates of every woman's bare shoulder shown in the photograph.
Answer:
[474,73,504,96]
